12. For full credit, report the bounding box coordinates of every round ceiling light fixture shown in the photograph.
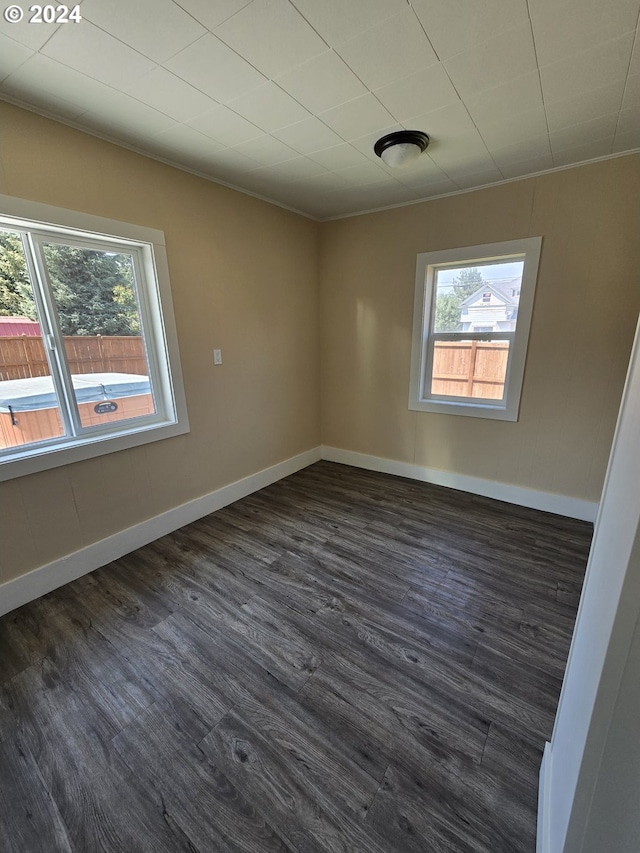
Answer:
[374,130,430,168]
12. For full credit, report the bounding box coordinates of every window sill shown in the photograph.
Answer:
[409,397,519,421]
[0,416,189,482]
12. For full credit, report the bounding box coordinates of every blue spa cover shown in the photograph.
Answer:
[0,373,151,412]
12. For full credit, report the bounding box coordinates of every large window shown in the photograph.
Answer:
[409,237,542,421]
[0,196,188,481]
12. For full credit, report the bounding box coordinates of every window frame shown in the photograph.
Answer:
[0,194,189,482]
[408,237,542,421]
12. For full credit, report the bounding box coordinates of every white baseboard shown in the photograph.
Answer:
[321,446,598,522]
[1,443,597,617]
[0,446,321,617]
[537,742,552,853]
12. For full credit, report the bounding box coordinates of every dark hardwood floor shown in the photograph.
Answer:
[0,461,592,853]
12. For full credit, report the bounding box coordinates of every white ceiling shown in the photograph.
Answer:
[1,0,638,219]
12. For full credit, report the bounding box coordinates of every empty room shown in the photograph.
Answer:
[1,2,639,852]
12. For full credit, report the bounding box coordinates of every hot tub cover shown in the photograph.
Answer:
[0,373,151,412]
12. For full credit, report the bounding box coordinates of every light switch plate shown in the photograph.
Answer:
[213,349,222,365]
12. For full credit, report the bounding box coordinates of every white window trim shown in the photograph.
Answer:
[0,194,189,481]
[408,237,542,421]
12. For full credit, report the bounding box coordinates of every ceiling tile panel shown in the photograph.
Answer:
[1,82,84,120]
[276,50,367,114]
[412,0,530,62]
[616,108,640,136]
[429,150,495,177]
[126,67,218,123]
[290,0,408,45]
[630,34,640,75]
[307,144,370,170]
[336,8,438,90]
[613,128,640,151]
[465,71,544,126]
[0,15,59,50]
[552,137,615,165]
[255,156,327,182]
[226,82,310,133]
[319,94,396,140]
[214,0,327,78]
[544,81,626,131]
[197,147,262,182]
[0,35,34,83]
[412,178,461,198]
[232,134,299,166]
[475,107,550,150]
[81,0,206,63]
[421,125,489,163]
[41,20,155,88]
[622,72,640,110]
[78,92,177,138]
[165,34,267,103]
[444,21,538,99]
[374,65,460,122]
[498,154,554,178]
[549,114,620,152]
[433,151,497,178]
[294,171,350,192]
[187,105,263,146]
[488,135,552,168]
[452,168,505,189]
[403,102,480,140]
[334,162,392,186]
[173,0,253,31]
[531,0,640,67]
[272,117,343,154]
[150,124,225,160]
[540,32,635,104]
[392,156,450,184]
[3,54,116,115]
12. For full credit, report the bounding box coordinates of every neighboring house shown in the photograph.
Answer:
[0,316,41,336]
[459,277,521,332]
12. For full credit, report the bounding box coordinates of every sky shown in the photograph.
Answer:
[436,261,524,292]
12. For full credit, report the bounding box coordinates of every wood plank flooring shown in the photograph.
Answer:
[0,461,592,853]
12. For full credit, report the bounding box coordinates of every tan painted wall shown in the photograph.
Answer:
[319,155,640,503]
[1,102,638,591]
[0,103,321,585]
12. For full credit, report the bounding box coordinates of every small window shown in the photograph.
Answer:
[409,237,542,421]
[0,195,188,480]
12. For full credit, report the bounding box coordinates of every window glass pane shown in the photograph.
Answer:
[431,339,511,400]
[41,242,156,429]
[434,260,524,333]
[0,230,65,449]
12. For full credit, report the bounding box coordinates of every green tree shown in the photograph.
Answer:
[42,244,139,336]
[0,231,38,318]
[434,267,486,332]
[452,267,485,299]
[0,236,140,335]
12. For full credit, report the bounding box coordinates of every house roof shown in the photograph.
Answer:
[0,316,42,336]
[0,0,638,220]
[460,277,521,308]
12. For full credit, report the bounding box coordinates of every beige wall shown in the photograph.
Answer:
[0,103,321,585]
[319,155,640,503]
[1,102,638,592]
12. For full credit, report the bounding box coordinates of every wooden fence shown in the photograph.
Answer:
[0,335,147,381]
[432,340,509,399]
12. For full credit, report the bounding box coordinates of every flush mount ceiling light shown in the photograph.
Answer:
[374,130,430,168]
